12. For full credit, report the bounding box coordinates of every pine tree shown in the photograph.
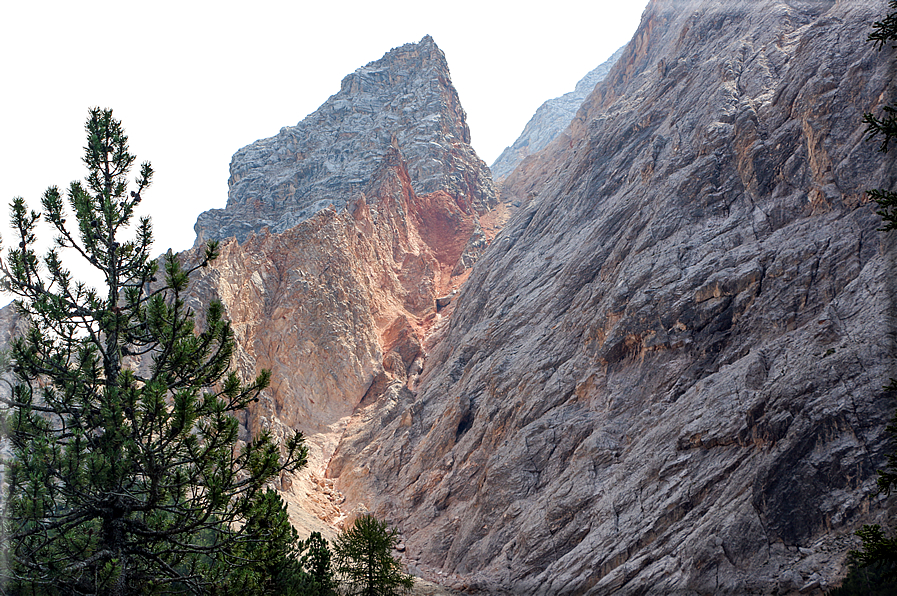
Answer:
[292,532,338,596]
[332,515,413,596]
[0,108,307,595]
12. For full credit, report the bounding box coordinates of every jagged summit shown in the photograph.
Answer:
[194,35,495,244]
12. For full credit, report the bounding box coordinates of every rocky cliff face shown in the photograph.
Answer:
[489,45,627,182]
[330,1,897,594]
[181,37,502,538]
[194,35,495,245]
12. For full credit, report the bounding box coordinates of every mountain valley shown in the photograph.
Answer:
[3,1,896,594]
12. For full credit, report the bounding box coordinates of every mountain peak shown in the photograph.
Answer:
[339,34,448,97]
[194,35,492,245]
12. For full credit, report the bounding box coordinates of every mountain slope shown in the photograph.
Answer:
[330,1,897,593]
[180,36,501,539]
[490,45,627,182]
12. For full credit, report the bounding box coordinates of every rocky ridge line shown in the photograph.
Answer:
[489,45,627,182]
[194,35,496,246]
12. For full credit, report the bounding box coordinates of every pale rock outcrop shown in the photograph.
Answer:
[490,45,627,182]
[330,1,897,594]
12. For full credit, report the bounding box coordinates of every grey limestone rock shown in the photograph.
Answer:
[331,0,897,593]
[489,45,627,181]
[195,35,496,245]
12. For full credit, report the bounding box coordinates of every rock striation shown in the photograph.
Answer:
[180,37,502,539]
[194,35,495,245]
[489,45,627,182]
[329,1,897,594]
[5,2,896,593]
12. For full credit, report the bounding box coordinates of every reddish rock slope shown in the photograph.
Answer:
[181,37,503,537]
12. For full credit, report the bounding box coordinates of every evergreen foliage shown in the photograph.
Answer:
[292,532,338,596]
[0,108,308,595]
[828,560,897,596]
[865,0,897,231]
[218,496,335,596]
[333,515,413,596]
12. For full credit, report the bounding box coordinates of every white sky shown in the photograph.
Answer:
[1,1,648,265]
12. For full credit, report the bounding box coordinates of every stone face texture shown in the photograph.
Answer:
[194,35,496,245]
[490,45,627,182]
[180,37,501,537]
[0,303,27,348]
[330,1,897,594]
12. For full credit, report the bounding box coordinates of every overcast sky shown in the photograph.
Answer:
[1,0,648,265]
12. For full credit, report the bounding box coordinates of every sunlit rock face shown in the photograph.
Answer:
[182,36,502,538]
[194,35,496,246]
[330,0,897,593]
[490,45,627,182]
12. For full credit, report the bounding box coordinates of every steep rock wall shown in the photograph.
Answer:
[182,37,501,537]
[331,1,897,593]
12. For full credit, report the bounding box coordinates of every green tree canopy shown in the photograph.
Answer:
[333,515,413,596]
[0,108,307,595]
